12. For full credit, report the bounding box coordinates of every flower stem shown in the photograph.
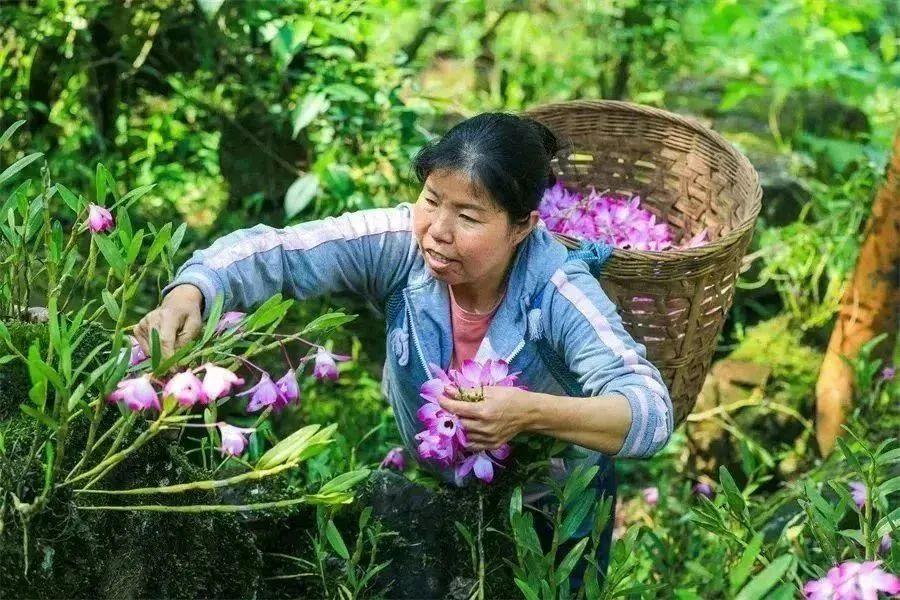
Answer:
[76,495,314,513]
[75,461,297,495]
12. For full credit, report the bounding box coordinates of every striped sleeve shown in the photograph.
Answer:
[543,262,674,458]
[164,204,418,317]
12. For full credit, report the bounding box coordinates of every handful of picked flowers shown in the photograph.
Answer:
[416,359,520,484]
[539,182,708,251]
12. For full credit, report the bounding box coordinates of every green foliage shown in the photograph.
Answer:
[1,0,898,596]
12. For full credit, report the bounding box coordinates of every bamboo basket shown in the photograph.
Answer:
[524,100,762,425]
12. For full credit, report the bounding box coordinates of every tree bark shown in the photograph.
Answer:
[815,130,900,456]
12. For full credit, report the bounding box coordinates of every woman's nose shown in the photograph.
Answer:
[429,211,454,243]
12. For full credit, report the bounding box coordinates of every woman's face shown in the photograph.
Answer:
[412,169,537,288]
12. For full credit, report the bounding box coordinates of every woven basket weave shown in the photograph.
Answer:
[523,100,762,425]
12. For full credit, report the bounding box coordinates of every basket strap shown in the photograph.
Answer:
[529,240,614,395]
[564,240,614,279]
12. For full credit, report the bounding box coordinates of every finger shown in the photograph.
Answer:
[158,310,185,360]
[445,384,460,399]
[439,397,480,416]
[135,317,153,358]
[460,418,484,434]
[465,439,489,452]
[176,312,202,349]
[133,320,148,357]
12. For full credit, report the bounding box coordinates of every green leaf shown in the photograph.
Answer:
[318,469,370,495]
[147,223,172,262]
[0,119,26,148]
[719,466,746,516]
[242,295,290,331]
[514,578,539,600]
[27,343,65,394]
[555,537,589,586]
[509,486,523,522]
[200,295,225,344]
[559,489,595,542]
[56,183,82,214]
[292,93,330,138]
[876,507,900,537]
[19,404,58,429]
[562,463,599,504]
[101,289,120,321]
[835,437,864,475]
[325,83,370,103]
[325,520,350,559]
[735,555,794,600]
[877,448,900,465]
[879,476,900,498]
[255,424,320,470]
[196,0,224,18]
[151,329,161,371]
[300,311,356,335]
[0,152,43,188]
[271,19,313,70]
[126,230,144,263]
[730,532,764,591]
[169,223,187,256]
[284,174,319,219]
[94,234,125,275]
[95,163,108,204]
[117,184,156,210]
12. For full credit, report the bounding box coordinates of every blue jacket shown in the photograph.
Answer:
[165,203,674,490]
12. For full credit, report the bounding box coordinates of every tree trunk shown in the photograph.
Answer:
[815,130,900,456]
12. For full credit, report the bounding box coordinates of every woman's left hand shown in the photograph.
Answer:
[438,387,533,451]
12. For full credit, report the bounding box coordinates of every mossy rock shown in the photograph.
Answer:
[0,415,264,598]
[0,320,109,421]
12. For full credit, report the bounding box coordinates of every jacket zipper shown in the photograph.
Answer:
[505,339,525,365]
[403,289,432,379]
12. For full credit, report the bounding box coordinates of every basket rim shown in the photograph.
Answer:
[523,99,763,261]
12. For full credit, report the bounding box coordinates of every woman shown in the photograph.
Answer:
[135,113,673,589]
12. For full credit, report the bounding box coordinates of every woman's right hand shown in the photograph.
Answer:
[134,284,204,360]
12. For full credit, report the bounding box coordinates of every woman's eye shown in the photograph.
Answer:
[424,197,438,206]
[460,214,478,223]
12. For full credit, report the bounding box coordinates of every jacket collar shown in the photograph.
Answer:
[404,223,568,376]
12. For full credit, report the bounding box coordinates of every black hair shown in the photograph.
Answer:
[412,112,560,225]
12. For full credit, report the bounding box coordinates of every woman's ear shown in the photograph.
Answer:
[512,211,540,245]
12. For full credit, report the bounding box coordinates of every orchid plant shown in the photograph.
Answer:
[0,122,369,574]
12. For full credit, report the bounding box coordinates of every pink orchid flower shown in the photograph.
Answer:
[163,371,207,407]
[217,422,255,457]
[108,375,159,411]
[415,359,519,483]
[379,447,406,470]
[849,481,867,509]
[215,311,246,335]
[538,184,705,252]
[87,203,114,233]
[692,482,714,499]
[803,560,900,599]
[642,487,659,506]
[880,533,892,556]
[454,446,511,484]
[240,372,282,412]
[312,347,350,381]
[200,364,244,401]
[128,336,147,366]
[274,369,300,410]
